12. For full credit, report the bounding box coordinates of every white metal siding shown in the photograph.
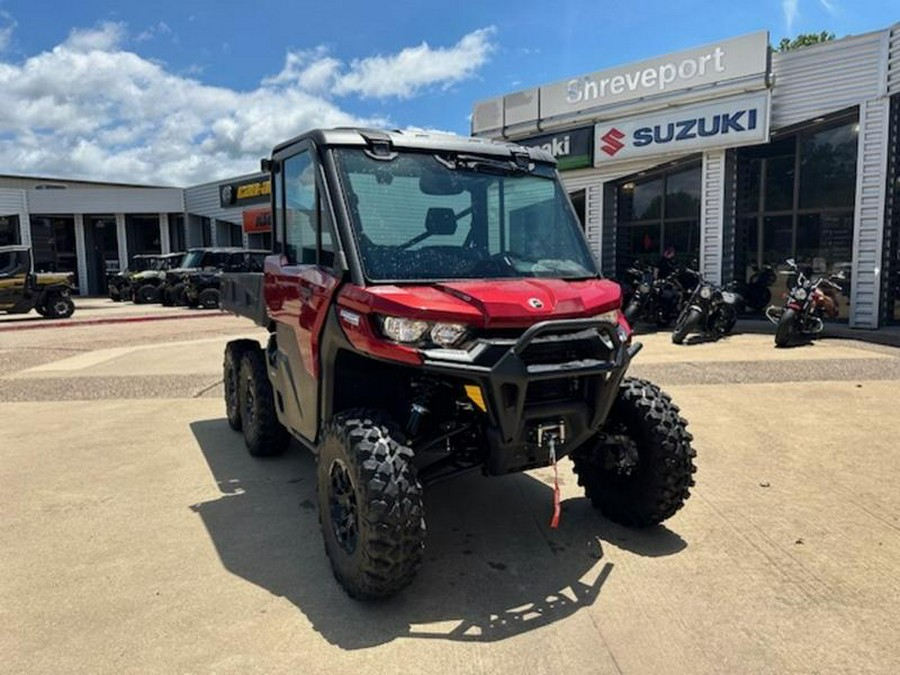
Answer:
[851,98,890,328]
[26,188,183,215]
[700,150,725,284]
[771,31,887,129]
[0,189,30,247]
[888,24,900,95]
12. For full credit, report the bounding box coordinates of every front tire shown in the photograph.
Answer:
[317,410,425,599]
[671,308,701,344]
[134,284,159,304]
[775,308,798,348]
[238,348,289,457]
[572,378,696,527]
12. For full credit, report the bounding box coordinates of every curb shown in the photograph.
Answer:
[0,312,226,333]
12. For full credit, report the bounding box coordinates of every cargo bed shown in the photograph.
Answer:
[220,272,267,327]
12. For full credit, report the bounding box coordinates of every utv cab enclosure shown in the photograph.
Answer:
[221,128,696,599]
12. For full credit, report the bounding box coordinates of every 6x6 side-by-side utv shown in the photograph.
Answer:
[219,128,696,600]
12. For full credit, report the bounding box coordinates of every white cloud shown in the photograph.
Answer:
[819,0,836,13]
[335,27,496,99]
[0,22,496,186]
[0,11,17,52]
[782,0,799,31]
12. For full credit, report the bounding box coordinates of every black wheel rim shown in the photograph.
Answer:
[328,459,359,555]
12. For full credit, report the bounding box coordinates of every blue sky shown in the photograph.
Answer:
[0,0,895,185]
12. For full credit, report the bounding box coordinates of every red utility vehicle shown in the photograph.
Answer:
[221,128,696,599]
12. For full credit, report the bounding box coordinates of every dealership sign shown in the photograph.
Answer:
[219,176,271,208]
[593,92,770,165]
[540,31,768,120]
[242,207,272,234]
[517,126,594,170]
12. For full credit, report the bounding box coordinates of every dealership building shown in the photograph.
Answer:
[0,172,272,296]
[473,24,900,328]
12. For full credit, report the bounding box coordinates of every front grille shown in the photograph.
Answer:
[519,330,611,367]
[525,378,582,404]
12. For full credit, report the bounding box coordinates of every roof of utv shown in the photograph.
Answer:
[271,127,556,165]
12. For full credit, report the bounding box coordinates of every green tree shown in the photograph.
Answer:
[777,31,836,52]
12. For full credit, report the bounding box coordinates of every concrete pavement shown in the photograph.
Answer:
[2,319,899,674]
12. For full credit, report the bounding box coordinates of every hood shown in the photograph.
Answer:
[340,278,622,328]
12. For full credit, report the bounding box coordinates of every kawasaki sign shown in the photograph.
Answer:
[517,126,593,171]
[593,92,770,165]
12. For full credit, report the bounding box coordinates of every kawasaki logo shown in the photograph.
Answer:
[600,128,625,156]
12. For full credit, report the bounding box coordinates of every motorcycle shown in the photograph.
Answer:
[671,269,743,345]
[743,263,776,312]
[622,263,686,329]
[765,258,844,347]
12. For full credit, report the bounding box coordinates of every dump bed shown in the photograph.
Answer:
[220,273,267,327]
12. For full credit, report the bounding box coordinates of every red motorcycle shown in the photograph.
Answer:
[765,259,843,347]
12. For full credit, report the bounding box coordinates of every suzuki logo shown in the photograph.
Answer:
[528,298,544,309]
[599,128,625,156]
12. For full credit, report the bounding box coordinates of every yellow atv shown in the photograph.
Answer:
[0,246,76,319]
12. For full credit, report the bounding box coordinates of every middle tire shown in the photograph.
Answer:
[317,409,425,600]
[223,339,259,431]
[238,347,289,457]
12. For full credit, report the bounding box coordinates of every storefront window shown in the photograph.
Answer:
[0,215,20,246]
[614,164,701,278]
[126,215,161,256]
[168,214,186,253]
[799,122,858,209]
[30,216,78,276]
[735,113,858,317]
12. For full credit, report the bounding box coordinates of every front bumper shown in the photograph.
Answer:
[419,318,640,475]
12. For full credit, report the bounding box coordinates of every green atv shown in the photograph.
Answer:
[0,246,76,319]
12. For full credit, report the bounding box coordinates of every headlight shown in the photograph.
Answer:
[595,310,619,324]
[430,322,468,347]
[380,316,430,343]
[699,286,712,299]
[794,288,808,301]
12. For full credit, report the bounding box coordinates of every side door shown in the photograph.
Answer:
[0,249,30,309]
[265,142,343,442]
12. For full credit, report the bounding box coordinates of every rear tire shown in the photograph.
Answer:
[671,308,701,344]
[43,293,75,319]
[317,410,425,599]
[224,340,258,431]
[238,348,289,457]
[572,378,696,527]
[775,309,798,348]
[198,288,220,309]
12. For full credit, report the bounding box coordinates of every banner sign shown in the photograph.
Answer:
[242,207,272,234]
[594,92,770,165]
[517,126,594,171]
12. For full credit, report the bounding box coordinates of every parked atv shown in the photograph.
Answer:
[671,269,742,344]
[108,253,174,302]
[183,250,268,309]
[219,128,697,601]
[129,252,186,304]
[0,246,76,319]
[160,248,247,306]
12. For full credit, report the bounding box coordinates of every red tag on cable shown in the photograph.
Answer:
[550,461,561,529]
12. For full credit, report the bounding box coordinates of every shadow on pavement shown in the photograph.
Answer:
[189,418,686,649]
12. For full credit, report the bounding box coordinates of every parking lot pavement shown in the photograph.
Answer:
[2,321,900,674]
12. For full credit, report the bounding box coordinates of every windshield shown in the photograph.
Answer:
[334,149,597,282]
[180,250,206,268]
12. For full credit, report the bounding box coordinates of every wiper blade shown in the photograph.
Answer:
[435,153,532,175]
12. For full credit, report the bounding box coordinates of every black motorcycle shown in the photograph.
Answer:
[671,269,742,344]
[623,264,686,328]
[765,259,844,347]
